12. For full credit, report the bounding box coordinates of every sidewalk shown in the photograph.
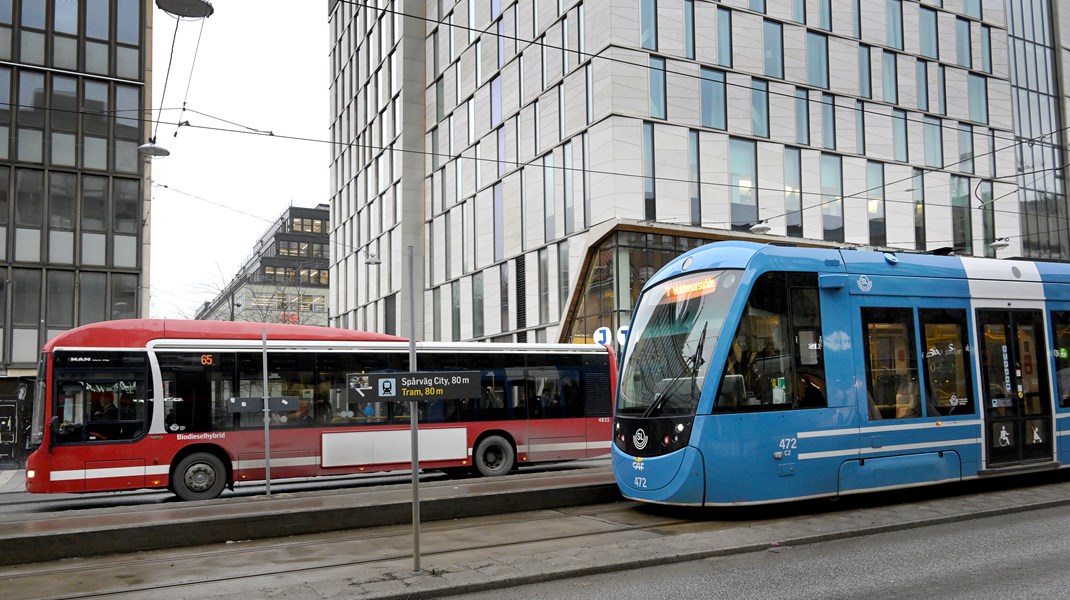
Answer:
[0,469,22,494]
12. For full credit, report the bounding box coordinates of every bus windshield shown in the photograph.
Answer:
[617,270,740,417]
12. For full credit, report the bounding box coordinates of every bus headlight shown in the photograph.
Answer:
[26,469,34,480]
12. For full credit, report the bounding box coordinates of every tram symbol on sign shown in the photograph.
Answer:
[379,378,396,397]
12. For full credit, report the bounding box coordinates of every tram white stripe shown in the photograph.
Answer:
[797,438,981,460]
[798,419,982,439]
[51,465,170,482]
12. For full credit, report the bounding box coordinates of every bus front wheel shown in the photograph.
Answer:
[474,435,514,477]
[173,453,227,501]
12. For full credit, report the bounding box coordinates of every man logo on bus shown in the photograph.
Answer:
[633,428,648,450]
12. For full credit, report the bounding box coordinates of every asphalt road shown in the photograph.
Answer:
[452,504,1070,600]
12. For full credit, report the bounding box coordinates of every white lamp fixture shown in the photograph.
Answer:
[137,138,170,158]
[989,237,1010,251]
[156,0,214,19]
[364,250,381,265]
[749,221,771,235]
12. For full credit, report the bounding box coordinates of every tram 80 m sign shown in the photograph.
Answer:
[350,371,481,402]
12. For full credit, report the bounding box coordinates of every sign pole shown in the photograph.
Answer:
[408,245,421,573]
[262,328,271,497]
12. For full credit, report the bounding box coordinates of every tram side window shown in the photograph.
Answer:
[920,308,975,416]
[717,271,827,411]
[1052,312,1070,408]
[862,307,921,420]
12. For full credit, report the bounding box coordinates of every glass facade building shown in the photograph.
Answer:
[327,0,1070,347]
[0,1,151,390]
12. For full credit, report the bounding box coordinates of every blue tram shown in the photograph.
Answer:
[612,241,1070,505]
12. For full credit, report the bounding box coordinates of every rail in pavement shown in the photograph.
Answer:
[0,467,619,566]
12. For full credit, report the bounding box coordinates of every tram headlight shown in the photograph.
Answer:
[676,423,685,432]
[26,469,34,480]
[663,435,670,445]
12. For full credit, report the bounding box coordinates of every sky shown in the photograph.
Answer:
[147,2,330,319]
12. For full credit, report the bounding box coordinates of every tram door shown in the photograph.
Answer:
[976,309,1053,466]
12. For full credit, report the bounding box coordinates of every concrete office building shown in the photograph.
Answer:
[195,204,331,326]
[0,2,153,403]
[327,0,1068,345]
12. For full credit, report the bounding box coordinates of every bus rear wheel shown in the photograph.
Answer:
[474,435,514,477]
[173,452,227,501]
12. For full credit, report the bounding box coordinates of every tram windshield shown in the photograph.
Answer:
[617,270,739,417]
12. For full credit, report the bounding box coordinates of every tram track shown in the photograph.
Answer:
[0,501,691,600]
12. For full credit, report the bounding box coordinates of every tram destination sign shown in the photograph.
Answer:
[351,371,481,402]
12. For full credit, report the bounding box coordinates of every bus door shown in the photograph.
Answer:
[977,309,1054,467]
[524,368,586,462]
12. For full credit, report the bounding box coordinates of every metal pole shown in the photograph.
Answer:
[262,329,271,497]
[408,245,421,573]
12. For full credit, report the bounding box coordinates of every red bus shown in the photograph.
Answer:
[26,319,618,500]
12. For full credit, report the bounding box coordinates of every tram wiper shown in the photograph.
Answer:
[641,322,708,419]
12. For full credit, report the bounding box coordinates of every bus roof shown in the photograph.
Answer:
[42,319,407,352]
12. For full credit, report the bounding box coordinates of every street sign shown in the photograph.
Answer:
[351,371,481,402]
[593,326,612,345]
[617,325,630,346]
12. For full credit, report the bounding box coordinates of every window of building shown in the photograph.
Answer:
[795,88,809,145]
[684,0,695,60]
[717,8,732,68]
[688,130,700,226]
[821,153,843,242]
[951,175,972,254]
[785,147,802,237]
[729,138,757,231]
[859,45,871,98]
[893,109,908,162]
[641,0,657,50]
[920,7,938,59]
[968,74,987,123]
[958,123,974,173]
[867,161,886,246]
[563,141,574,234]
[818,0,831,30]
[956,18,972,67]
[764,20,782,79]
[886,0,903,49]
[981,25,991,73]
[752,79,769,138]
[749,0,765,12]
[856,100,866,155]
[821,93,835,150]
[937,65,947,115]
[917,60,929,111]
[542,156,554,241]
[701,68,726,130]
[649,56,666,119]
[473,271,484,338]
[499,263,509,333]
[807,32,828,88]
[964,0,981,19]
[494,182,504,260]
[980,180,995,257]
[643,122,656,220]
[538,248,549,324]
[557,241,569,319]
[913,169,925,250]
[882,50,898,104]
[792,0,805,23]
[923,116,942,167]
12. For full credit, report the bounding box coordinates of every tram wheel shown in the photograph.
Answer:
[173,452,227,501]
[474,435,514,477]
